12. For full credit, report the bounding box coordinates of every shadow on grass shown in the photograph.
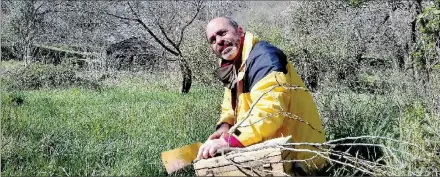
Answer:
[167,165,196,176]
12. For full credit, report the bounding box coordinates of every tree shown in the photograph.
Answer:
[100,1,204,94]
[1,0,62,64]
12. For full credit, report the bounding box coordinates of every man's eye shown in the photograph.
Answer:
[210,39,215,44]
[220,31,226,36]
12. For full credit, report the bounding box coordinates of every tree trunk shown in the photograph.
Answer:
[24,44,33,66]
[407,0,423,82]
[179,56,192,94]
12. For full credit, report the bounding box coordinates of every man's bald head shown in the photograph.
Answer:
[210,17,239,30]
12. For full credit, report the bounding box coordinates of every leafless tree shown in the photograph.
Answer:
[99,1,204,94]
[2,0,62,65]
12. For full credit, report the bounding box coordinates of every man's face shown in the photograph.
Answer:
[206,18,243,61]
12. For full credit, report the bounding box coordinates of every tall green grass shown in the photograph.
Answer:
[315,77,440,176]
[1,79,223,176]
[1,61,439,176]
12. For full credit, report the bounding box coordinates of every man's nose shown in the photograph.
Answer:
[216,37,225,46]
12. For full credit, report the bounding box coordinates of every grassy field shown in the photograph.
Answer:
[1,60,439,176]
[1,62,223,176]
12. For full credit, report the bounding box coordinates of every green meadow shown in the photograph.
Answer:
[1,62,223,176]
[1,60,439,176]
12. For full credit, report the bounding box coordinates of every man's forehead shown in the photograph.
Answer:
[206,20,232,36]
[207,27,227,36]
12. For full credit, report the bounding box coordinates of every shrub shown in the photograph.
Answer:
[315,71,440,176]
[7,63,101,91]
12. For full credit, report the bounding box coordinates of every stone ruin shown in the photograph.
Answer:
[105,37,166,71]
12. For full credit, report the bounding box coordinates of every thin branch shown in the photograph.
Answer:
[34,1,45,13]
[156,20,179,52]
[35,1,63,16]
[127,1,139,19]
[136,20,179,56]
[228,73,309,135]
[105,11,138,21]
[168,12,177,31]
[124,2,179,56]
[325,135,420,148]
[177,0,203,48]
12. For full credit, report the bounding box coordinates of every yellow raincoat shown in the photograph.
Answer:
[217,32,327,174]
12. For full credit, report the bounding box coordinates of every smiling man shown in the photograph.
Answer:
[197,17,328,175]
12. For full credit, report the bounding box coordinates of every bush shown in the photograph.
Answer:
[6,63,101,91]
[315,72,440,176]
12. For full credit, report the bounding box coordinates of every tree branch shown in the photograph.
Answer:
[123,2,179,56]
[127,1,140,19]
[136,18,179,56]
[127,2,179,56]
[177,0,203,48]
[156,21,179,52]
[35,2,63,16]
[105,11,138,21]
[34,1,45,13]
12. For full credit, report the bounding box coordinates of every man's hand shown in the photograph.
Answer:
[196,138,228,160]
[208,123,230,140]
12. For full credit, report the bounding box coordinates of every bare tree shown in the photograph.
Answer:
[2,0,62,65]
[100,1,204,94]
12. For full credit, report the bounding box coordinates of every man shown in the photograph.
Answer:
[196,17,327,175]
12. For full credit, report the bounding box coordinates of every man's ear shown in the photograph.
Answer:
[237,26,244,36]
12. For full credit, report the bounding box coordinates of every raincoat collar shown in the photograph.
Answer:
[239,32,259,71]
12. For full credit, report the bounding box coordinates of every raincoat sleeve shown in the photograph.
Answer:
[232,53,291,147]
[216,87,235,129]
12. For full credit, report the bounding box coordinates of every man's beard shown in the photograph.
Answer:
[221,46,239,60]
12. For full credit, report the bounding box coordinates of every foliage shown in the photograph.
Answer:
[180,22,220,86]
[6,63,101,91]
[316,74,440,176]
[412,1,440,80]
[348,0,362,7]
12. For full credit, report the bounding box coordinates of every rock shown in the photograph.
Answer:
[106,37,164,71]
